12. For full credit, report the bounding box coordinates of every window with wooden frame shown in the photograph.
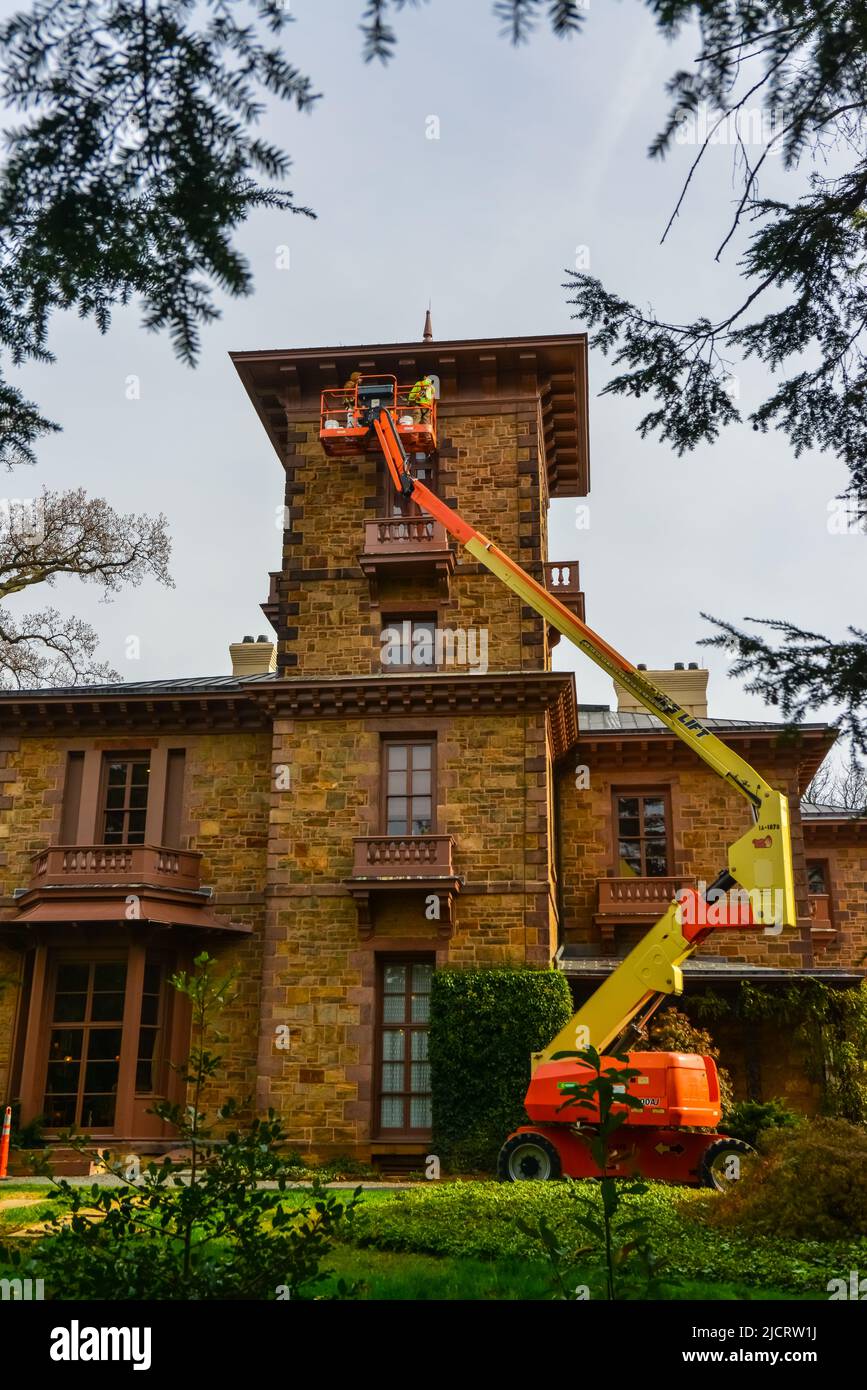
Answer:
[386,454,438,517]
[379,613,438,670]
[101,753,151,844]
[383,741,435,835]
[614,789,671,877]
[375,958,433,1135]
[41,949,172,1132]
[43,958,128,1130]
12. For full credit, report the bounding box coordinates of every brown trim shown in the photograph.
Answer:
[0,672,578,752]
[162,750,186,848]
[59,753,84,844]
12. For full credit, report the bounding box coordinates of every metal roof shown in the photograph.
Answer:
[801,799,866,820]
[576,705,827,735]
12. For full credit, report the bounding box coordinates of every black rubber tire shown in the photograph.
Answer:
[698,1136,756,1191]
[497,1132,562,1182]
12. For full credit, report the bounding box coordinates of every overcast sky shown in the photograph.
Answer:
[3,0,858,738]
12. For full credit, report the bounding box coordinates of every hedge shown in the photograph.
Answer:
[429,966,573,1170]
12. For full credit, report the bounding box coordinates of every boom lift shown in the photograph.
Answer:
[320,377,796,1189]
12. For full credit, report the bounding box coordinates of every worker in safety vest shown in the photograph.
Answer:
[407,374,435,424]
[341,370,362,426]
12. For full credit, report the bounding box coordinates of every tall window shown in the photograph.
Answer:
[43,960,127,1129]
[377,960,433,1134]
[615,791,670,876]
[102,755,150,844]
[136,956,166,1094]
[384,742,434,835]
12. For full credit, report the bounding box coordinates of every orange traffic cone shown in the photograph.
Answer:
[0,1106,11,1179]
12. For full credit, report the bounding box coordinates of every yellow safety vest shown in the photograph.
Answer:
[409,379,434,405]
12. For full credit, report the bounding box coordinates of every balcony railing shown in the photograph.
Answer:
[29,845,203,894]
[362,516,450,556]
[351,834,456,878]
[544,561,585,638]
[596,876,696,916]
[359,517,455,598]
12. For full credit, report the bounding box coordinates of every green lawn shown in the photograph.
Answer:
[317,1244,817,1301]
[0,1179,859,1299]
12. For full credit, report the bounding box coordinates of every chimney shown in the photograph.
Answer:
[229,634,276,677]
[422,307,433,342]
[614,662,709,718]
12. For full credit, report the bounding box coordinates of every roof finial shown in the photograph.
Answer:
[422,304,433,342]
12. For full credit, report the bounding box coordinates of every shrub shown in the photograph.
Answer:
[705,1117,867,1240]
[429,966,573,1170]
[722,1097,802,1148]
[644,1006,734,1112]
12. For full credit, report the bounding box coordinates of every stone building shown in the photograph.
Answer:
[0,330,864,1167]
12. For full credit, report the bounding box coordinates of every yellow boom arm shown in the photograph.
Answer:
[371,409,796,1058]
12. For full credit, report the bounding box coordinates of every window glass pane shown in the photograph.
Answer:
[412,745,432,770]
[86,1029,123,1062]
[44,1062,80,1094]
[129,783,148,808]
[387,745,407,771]
[131,762,150,785]
[617,796,639,823]
[383,994,406,1023]
[387,770,407,795]
[90,993,125,1023]
[380,1097,404,1129]
[645,846,669,877]
[381,1063,404,1093]
[56,963,89,993]
[411,1030,429,1061]
[411,993,430,1024]
[53,992,87,1023]
[84,1060,120,1092]
[45,1096,77,1127]
[411,798,431,832]
[105,786,126,809]
[127,811,147,842]
[107,763,127,785]
[411,770,431,795]
[808,863,827,893]
[383,965,406,993]
[140,994,159,1026]
[412,963,432,993]
[411,1062,431,1091]
[386,797,407,831]
[143,961,161,994]
[382,1030,405,1061]
[81,1095,117,1127]
[104,812,124,841]
[410,1097,432,1129]
[49,1030,83,1061]
[618,841,641,875]
[94,963,127,993]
